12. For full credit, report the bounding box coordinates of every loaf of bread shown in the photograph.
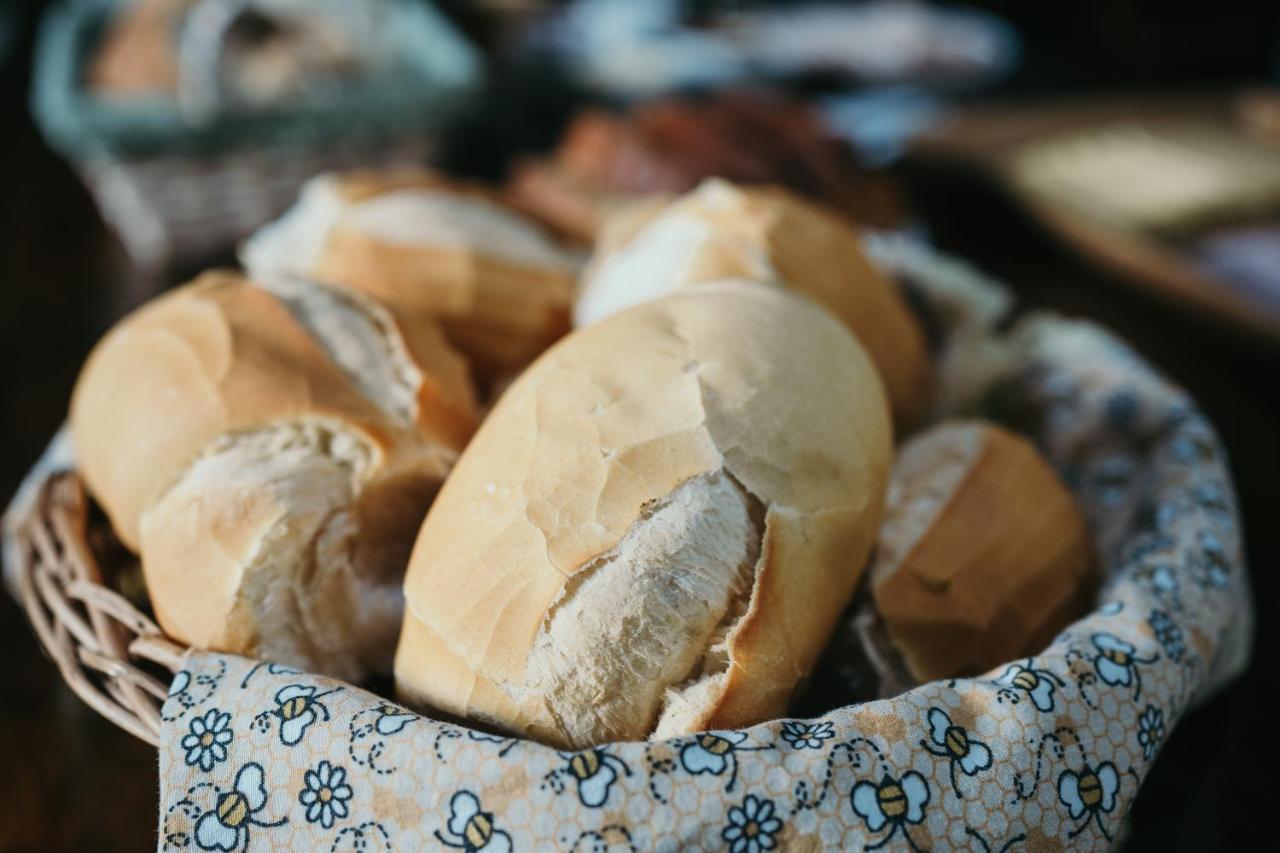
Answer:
[870,420,1096,683]
[395,282,892,748]
[575,179,930,425]
[242,170,581,378]
[70,271,479,681]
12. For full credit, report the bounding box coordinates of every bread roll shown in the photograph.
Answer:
[575,179,930,425]
[395,282,892,748]
[70,271,479,680]
[242,170,581,377]
[870,421,1096,683]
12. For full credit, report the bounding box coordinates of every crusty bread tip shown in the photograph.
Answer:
[870,420,1097,684]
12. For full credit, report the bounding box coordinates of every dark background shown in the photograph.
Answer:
[2,1,1278,849]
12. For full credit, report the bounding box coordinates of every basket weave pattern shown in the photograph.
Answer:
[11,472,184,746]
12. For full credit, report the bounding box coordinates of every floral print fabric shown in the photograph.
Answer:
[157,291,1251,851]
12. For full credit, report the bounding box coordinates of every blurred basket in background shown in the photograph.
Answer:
[30,0,483,269]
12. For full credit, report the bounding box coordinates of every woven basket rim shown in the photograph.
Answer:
[8,469,186,747]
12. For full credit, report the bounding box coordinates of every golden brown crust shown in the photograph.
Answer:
[314,230,573,378]
[395,283,892,746]
[70,270,399,548]
[70,270,478,678]
[578,182,931,427]
[871,421,1097,682]
[309,169,579,377]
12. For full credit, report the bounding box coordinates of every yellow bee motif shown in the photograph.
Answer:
[851,772,930,851]
[921,707,992,796]
[435,791,511,852]
[680,730,767,792]
[549,748,631,808]
[266,685,336,745]
[193,762,286,851]
[1092,633,1157,700]
[1058,760,1120,841]
[994,661,1064,712]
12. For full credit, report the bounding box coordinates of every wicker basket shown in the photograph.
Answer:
[0,237,1254,849]
[30,0,482,269]
[7,469,180,746]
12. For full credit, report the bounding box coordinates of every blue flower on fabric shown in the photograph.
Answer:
[194,762,287,851]
[780,721,834,750]
[182,709,233,772]
[298,761,352,829]
[722,794,782,853]
[1148,611,1186,662]
[851,772,930,851]
[435,791,511,852]
[921,708,991,797]
[1137,706,1166,762]
[1058,761,1120,841]
[1092,633,1158,700]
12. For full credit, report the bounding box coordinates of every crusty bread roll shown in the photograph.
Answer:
[870,420,1096,683]
[241,170,581,378]
[70,271,479,681]
[395,282,892,748]
[574,179,930,425]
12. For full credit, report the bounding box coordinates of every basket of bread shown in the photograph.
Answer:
[3,172,1251,851]
[30,0,480,268]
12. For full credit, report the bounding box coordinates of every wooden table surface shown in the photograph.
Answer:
[2,17,1276,853]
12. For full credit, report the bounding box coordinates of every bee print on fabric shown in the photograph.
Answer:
[1058,761,1121,841]
[851,772,931,852]
[543,748,633,808]
[348,704,418,775]
[162,659,227,722]
[253,685,340,746]
[678,730,771,792]
[1091,633,1158,701]
[435,791,512,852]
[993,661,1064,712]
[920,707,992,797]
[192,763,287,851]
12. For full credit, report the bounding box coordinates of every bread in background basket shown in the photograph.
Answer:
[31,0,482,269]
